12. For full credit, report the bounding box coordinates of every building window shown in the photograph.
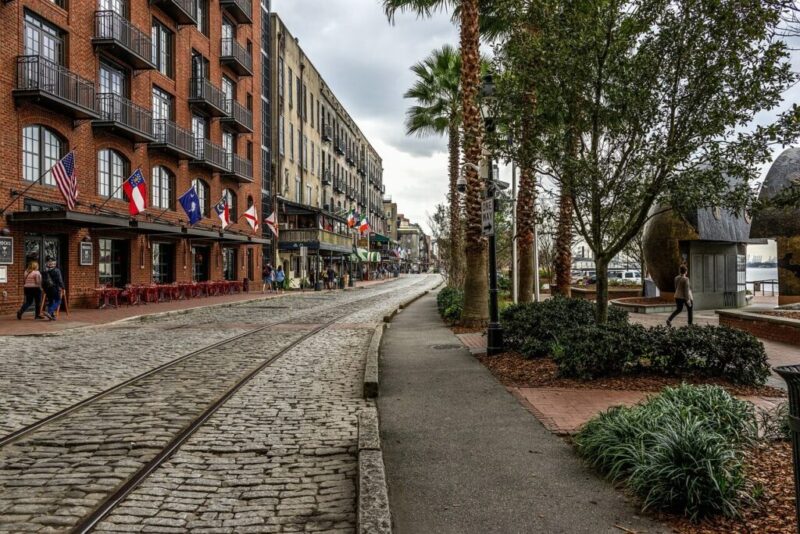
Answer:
[222,247,237,280]
[287,66,293,108]
[24,12,64,64]
[222,188,238,222]
[196,0,209,36]
[99,238,127,287]
[22,125,65,187]
[279,114,285,155]
[151,165,174,209]
[306,185,311,205]
[97,149,128,199]
[278,57,284,97]
[151,19,173,78]
[289,123,294,161]
[295,175,301,203]
[152,242,174,283]
[191,178,210,216]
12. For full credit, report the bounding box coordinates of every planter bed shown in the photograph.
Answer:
[611,296,675,314]
[717,309,800,347]
[478,351,786,398]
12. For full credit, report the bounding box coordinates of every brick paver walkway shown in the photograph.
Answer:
[455,332,486,355]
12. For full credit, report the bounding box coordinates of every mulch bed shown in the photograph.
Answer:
[757,310,800,321]
[478,351,787,398]
[450,325,484,334]
[666,440,795,534]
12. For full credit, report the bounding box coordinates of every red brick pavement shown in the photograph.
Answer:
[456,332,487,355]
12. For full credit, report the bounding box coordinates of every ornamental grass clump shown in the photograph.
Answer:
[575,384,758,521]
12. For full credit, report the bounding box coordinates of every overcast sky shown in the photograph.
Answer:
[272,0,457,233]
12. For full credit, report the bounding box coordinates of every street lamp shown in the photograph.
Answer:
[480,74,504,356]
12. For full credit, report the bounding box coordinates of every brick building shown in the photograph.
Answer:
[0,0,269,313]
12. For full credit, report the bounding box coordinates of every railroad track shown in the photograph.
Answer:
[0,276,434,533]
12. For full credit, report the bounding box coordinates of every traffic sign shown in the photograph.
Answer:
[481,199,494,236]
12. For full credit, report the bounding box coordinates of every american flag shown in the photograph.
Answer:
[52,151,78,211]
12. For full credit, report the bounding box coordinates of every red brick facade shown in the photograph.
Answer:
[0,0,264,314]
[719,313,800,347]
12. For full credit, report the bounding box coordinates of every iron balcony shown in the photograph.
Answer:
[220,0,252,24]
[334,139,345,155]
[322,168,332,186]
[220,38,253,76]
[222,153,253,183]
[191,138,229,173]
[189,78,229,117]
[150,119,196,159]
[150,0,197,25]
[322,123,333,143]
[93,11,156,70]
[13,56,98,119]
[94,93,155,142]
[220,99,253,133]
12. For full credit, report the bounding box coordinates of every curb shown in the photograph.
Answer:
[357,407,392,534]
[363,324,385,399]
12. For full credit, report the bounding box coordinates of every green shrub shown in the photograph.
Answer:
[628,415,748,520]
[552,323,651,379]
[436,287,463,324]
[500,297,628,353]
[575,385,757,521]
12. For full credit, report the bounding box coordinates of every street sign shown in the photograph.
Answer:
[481,199,494,236]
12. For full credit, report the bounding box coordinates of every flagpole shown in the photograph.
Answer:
[95,167,140,214]
[0,156,73,215]
[149,205,172,223]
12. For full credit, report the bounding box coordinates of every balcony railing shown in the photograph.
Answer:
[220,38,253,76]
[221,99,253,133]
[14,55,98,119]
[333,179,344,193]
[191,138,229,172]
[150,0,196,25]
[322,168,332,185]
[279,228,352,251]
[220,0,252,24]
[322,123,332,142]
[94,93,154,142]
[150,119,196,159]
[334,139,345,155]
[93,11,156,70]
[222,153,253,183]
[189,78,229,117]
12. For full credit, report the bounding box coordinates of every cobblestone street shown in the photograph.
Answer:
[0,275,441,532]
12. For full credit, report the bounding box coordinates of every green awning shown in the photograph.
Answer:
[350,249,380,262]
[371,233,391,243]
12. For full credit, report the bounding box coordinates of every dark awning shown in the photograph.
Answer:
[8,210,130,229]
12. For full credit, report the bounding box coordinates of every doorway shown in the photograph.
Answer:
[24,235,66,288]
[192,245,210,281]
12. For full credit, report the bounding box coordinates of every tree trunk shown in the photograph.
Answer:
[553,188,573,297]
[459,0,488,326]
[595,256,609,323]
[516,165,535,302]
[447,120,463,288]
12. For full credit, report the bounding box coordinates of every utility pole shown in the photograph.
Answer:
[511,162,518,304]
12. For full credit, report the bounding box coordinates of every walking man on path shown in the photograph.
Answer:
[667,264,693,326]
[43,256,65,321]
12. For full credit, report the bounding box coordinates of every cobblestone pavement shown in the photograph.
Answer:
[0,275,441,532]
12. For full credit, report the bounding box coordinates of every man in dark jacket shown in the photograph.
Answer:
[43,256,65,321]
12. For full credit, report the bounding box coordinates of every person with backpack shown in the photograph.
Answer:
[42,256,65,321]
[17,260,43,320]
[262,263,273,294]
[274,265,285,293]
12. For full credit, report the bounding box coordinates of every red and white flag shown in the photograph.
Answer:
[52,151,78,211]
[243,205,259,232]
[122,168,147,215]
[214,198,231,230]
[264,211,279,237]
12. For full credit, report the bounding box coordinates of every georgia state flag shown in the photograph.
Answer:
[214,198,231,230]
[123,169,147,216]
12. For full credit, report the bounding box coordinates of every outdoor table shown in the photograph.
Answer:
[232,281,242,293]
[95,287,121,309]
[121,285,143,306]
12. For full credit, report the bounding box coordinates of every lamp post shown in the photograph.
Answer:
[480,74,504,356]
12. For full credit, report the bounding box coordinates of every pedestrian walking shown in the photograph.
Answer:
[17,260,43,320]
[326,265,335,290]
[42,256,65,321]
[275,265,285,293]
[667,264,693,327]
[262,263,273,294]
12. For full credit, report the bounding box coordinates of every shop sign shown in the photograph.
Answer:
[0,266,6,283]
[0,237,12,265]
[79,242,93,266]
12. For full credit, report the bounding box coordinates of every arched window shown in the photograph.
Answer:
[151,166,175,210]
[97,149,128,199]
[247,195,254,208]
[22,125,66,187]
[222,188,237,222]
[191,178,210,216]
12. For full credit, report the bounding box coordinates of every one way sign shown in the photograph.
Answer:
[481,199,494,237]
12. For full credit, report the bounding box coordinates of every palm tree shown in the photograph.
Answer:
[404,45,464,288]
[384,0,487,326]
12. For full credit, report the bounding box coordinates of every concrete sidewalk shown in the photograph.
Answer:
[378,293,669,534]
